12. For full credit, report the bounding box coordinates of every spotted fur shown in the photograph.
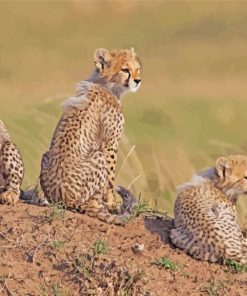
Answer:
[0,120,24,205]
[170,155,247,263]
[40,48,142,224]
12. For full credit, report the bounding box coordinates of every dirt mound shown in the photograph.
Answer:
[0,203,246,296]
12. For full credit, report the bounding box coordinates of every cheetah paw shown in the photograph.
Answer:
[0,190,19,205]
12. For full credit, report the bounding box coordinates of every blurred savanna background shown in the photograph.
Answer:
[1,0,247,225]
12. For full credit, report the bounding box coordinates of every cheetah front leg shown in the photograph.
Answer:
[73,194,129,225]
[0,142,24,205]
[102,141,119,209]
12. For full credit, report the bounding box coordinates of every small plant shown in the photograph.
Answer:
[0,274,8,291]
[72,253,94,279]
[201,280,228,296]
[48,202,66,222]
[40,283,68,296]
[93,239,109,256]
[126,198,150,221]
[50,239,65,250]
[224,259,247,273]
[133,199,150,216]
[40,285,48,296]
[180,271,192,278]
[152,257,179,271]
[72,240,109,281]
[130,197,169,221]
[117,269,147,295]
[51,283,63,296]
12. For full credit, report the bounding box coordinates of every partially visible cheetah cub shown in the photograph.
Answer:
[170,155,247,264]
[0,120,24,205]
[40,48,141,224]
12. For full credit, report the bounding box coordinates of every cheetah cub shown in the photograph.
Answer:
[170,155,247,263]
[0,120,24,205]
[40,48,141,224]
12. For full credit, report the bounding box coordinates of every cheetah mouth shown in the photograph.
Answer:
[124,80,141,87]
[129,83,141,93]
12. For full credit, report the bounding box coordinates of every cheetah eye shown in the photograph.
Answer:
[121,69,130,73]
[244,176,247,180]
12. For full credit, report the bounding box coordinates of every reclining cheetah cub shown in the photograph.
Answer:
[40,48,141,224]
[170,155,247,263]
[0,120,24,205]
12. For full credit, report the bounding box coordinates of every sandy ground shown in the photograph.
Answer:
[0,202,246,296]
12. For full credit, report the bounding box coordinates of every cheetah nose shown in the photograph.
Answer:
[134,79,141,85]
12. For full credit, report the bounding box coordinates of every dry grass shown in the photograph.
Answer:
[116,134,247,226]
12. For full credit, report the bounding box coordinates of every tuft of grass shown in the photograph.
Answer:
[93,239,109,256]
[70,248,149,295]
[48,202,66,222]
[0,274,9,293]
[40,285,48,296]
[152,257,179,271]
[117,269,147,296]
[40,283,68,296]
[50,239,65,250]
[51,283,64,296]
[72,239,109,281]
[180,271,192,278]
[224,259,247,273]
[132,199,150,217]
[72,253,94,280]
[129,197,170,221]
[200,280,228,296]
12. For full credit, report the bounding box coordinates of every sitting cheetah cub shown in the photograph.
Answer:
[40,48,141,224]
[0,120,24,205]
[170,155,247,263]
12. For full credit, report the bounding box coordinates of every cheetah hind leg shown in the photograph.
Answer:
[224,237,247,264]
[67,194,130,226]
[169,227,218,262]
[170,227,194,251]
[241,238,247,263]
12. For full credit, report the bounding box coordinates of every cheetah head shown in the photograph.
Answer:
[216,155,247,201]
[92,47,142,97]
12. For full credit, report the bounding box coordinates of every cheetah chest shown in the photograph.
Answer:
[101,105,125,143]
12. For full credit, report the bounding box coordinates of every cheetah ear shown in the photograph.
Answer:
[130,47,136,56]
[216,156,231,179]
[94,48,111,72]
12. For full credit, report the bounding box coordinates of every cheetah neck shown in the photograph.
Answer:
[214,180,240,205]
[199,167,240,204]
[88,71,127,99]
[178,166,240,205]
[196,166,240,203]
[177,167,217,193]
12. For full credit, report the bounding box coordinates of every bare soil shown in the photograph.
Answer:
[0,202,246,296]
